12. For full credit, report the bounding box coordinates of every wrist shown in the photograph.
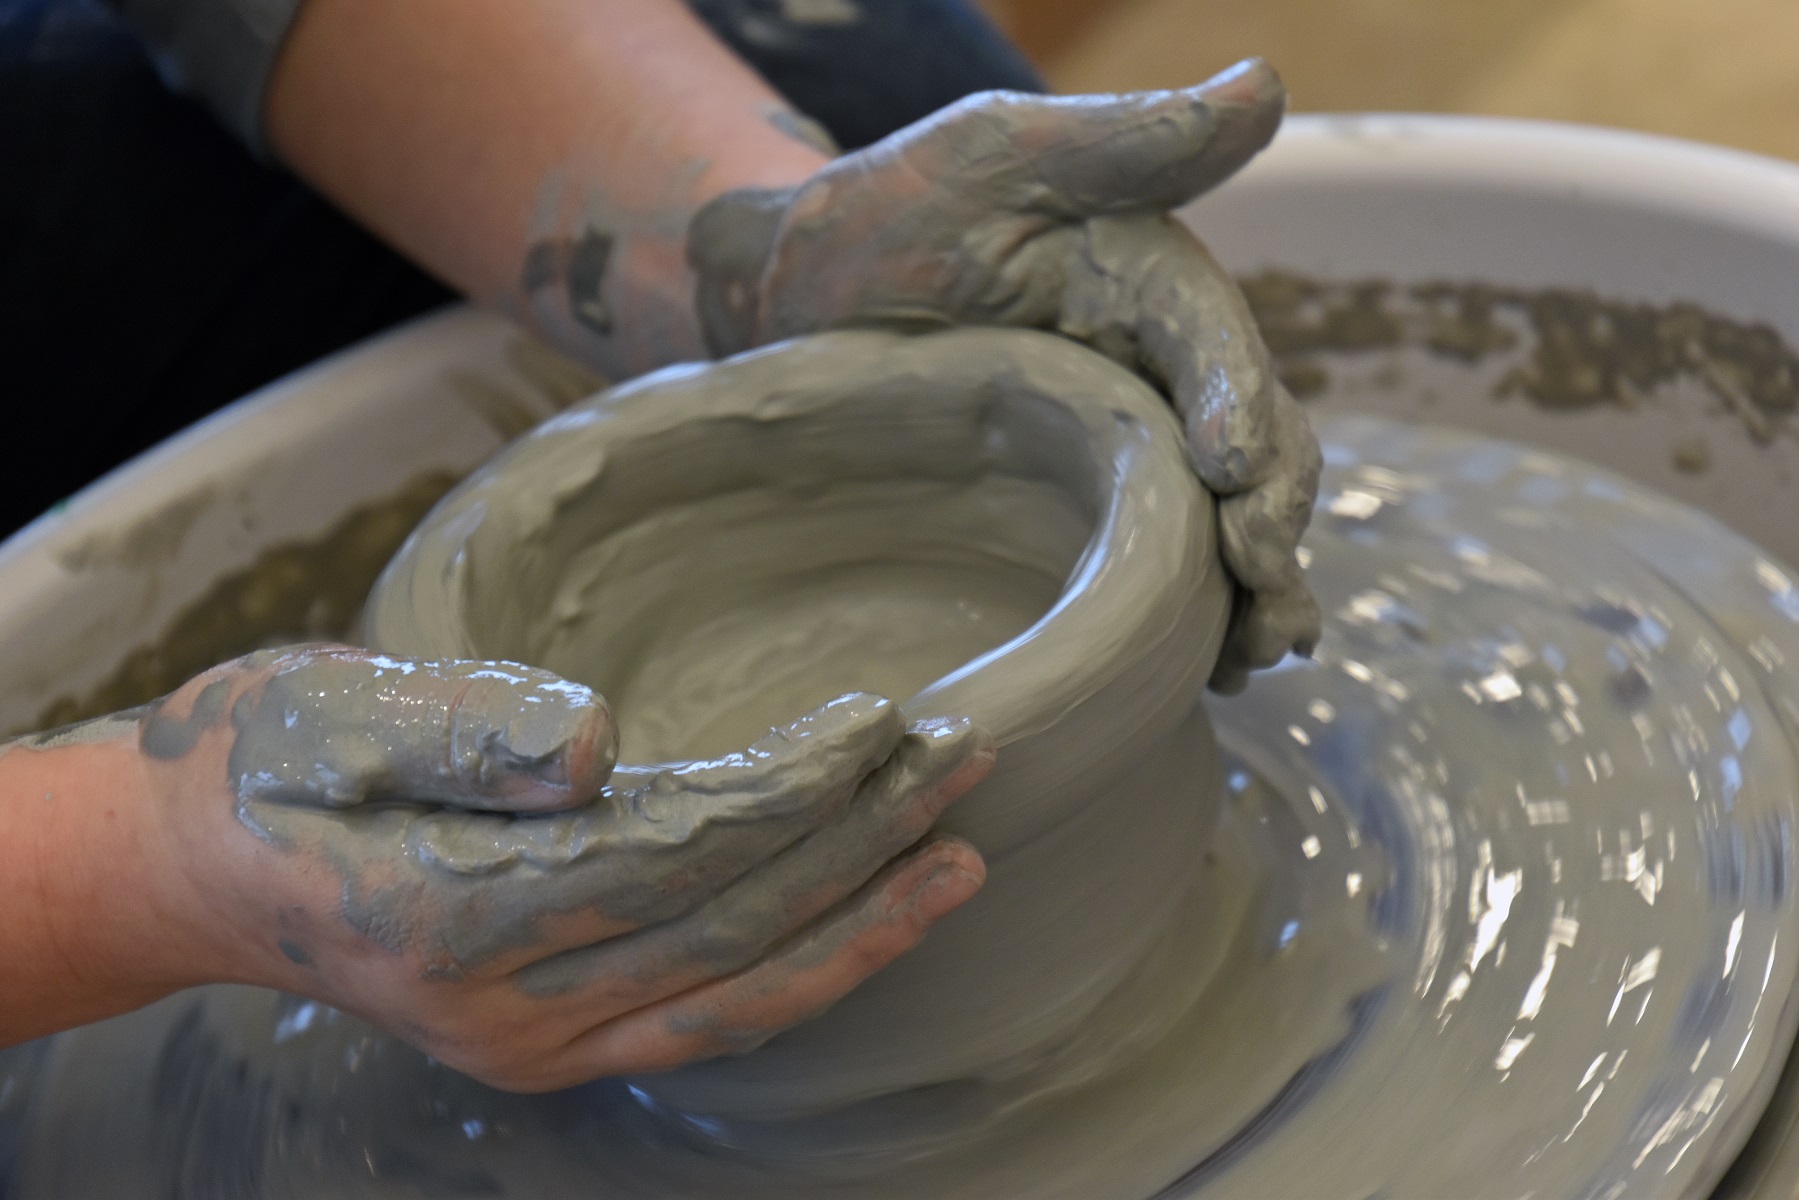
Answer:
[0,724,216,1041]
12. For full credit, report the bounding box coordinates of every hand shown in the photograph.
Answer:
[25,646,992,1091]
[688,59,1321,690]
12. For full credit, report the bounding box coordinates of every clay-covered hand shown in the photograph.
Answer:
[687,58,1321,691]
[134,646,992,1091]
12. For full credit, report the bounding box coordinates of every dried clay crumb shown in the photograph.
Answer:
[1238,272,1799,449]
[1671,437,1712,475]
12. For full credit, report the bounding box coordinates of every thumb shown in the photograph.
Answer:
[966,58,1285,218]
[224,647,617,814]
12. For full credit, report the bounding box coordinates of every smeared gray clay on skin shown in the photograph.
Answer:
[245,688,889,970]
[139,679,232,760]
[13,629,991,1093]
[365,326,1237,1116]
[521,223,618,337]
[510,714,983,999]
[17,302,1799,1198]
[28,415,1799,1200]
[226,653,614,814]
[2,726,1388,1200]
[223,654,987,1000]
[27,414,1799,1200]
[1059,214,1322,689]
[512,158,713,380]
[685,62,1321,686]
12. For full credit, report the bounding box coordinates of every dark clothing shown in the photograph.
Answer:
[0,0,1041,535]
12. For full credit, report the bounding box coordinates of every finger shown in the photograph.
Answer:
[400,693,907,937]
[1131,220,1284,494]
[923,58,1284,219]
[1209,388,1324,690]
[1208,583,1322,694]
[510,717,994,1006]
[223,646,617,813]
[241,694,912,980]
[1057,216,1281,494]
[1216,385,1323,591]
[1049,212,1325,689]
[548,838,986,1083]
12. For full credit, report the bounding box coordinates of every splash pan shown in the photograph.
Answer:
[4,116,1799,1199]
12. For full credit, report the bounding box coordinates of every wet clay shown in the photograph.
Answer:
[22,413,1799,1198]
[365,327,1235,1118]
[31,471,460,734]
[0,765,1384,1199]
[1240,271,1799,445]
[687,64,1323,687]
[238,680,965,976]
[224,654,612,815]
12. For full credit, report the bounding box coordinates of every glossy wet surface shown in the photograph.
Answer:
[1194,416,1799,1198]
[6,414,1799,1199]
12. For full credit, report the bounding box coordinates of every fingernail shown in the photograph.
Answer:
[1195,62,1285,159]
[454,668,616,786]
[1196,58,1284,109]
[558,703,620,791]
[914,854,985,922]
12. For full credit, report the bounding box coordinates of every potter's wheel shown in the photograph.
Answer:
[6,411,1799,1199]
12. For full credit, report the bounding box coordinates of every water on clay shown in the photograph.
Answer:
[10,412,1799,1197]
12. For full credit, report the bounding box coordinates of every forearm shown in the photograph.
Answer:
[263,0,832,378]
[0,727,212,1044]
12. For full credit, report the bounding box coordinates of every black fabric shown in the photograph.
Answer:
[0,0,1041,536]
[0,0,451,535]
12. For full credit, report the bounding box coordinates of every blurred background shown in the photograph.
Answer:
[980,0,1799,161]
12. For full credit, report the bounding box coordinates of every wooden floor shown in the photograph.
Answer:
[982,0,1799,162]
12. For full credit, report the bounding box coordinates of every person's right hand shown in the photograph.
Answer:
[686,59,1321,691]
[19,646,991,1092]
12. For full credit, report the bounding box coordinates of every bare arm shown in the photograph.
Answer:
[262,4,1318,679]
[0,649,990,1088]
[264,0,832,379]
[0,721,215,1042]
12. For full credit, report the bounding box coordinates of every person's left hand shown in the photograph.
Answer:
[687,58,1320,691]
[11,646,990,1089]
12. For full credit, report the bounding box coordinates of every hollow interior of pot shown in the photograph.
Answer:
[461,405,1108,764]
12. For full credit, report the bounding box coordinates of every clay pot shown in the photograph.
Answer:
[363,327,1230,1116]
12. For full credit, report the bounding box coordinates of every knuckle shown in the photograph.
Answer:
[686,915,766,972]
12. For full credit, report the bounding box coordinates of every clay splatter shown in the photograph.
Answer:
[1239,272,1799,445]
[31,472,460,733]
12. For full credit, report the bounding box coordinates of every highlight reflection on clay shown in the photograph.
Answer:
[687,61,1321,688]
[366,327,1235,1115]
[3,631,995,1092]
[15,410,1799,1199]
